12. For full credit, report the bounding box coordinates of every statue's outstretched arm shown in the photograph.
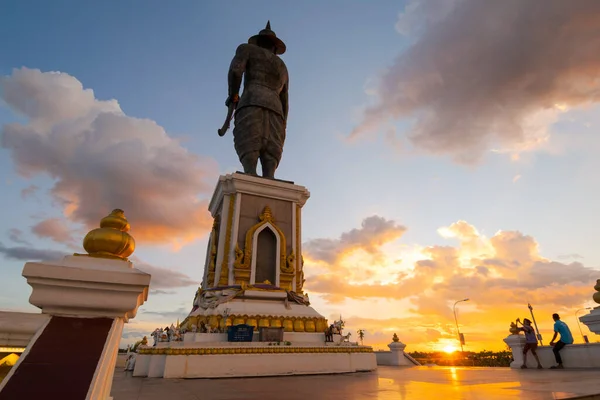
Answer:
[227,44,248,104]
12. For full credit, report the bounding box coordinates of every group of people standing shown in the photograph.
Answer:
[517,313,574,369]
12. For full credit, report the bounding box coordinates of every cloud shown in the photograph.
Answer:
[304,215,406,265]
[557,253,584,260]
[31,218,75,244]
[133,259,199,290]
[1,68,219,246]
[121,329,150,340]
[350,0,600,163]
[0,243,66,261]
[140,307,189,321]
[150,289,177,296]
[7,228,30,245]
[0,239,196,291]
[303,218,599,350]
[20,185,38,199]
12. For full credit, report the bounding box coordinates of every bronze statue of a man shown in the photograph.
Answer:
[223,21,289,179]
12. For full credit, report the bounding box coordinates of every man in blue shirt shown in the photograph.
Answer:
[549,313,574,369]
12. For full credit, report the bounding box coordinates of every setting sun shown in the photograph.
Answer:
[443,345,457,354]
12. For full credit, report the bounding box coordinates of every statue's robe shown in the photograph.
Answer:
[229,43,289,165]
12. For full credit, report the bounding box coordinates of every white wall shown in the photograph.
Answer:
[375,351,392,365]
[163,352,376,378]
[0,312,49,348]
[505,334,600,368]
[374,350,419,366]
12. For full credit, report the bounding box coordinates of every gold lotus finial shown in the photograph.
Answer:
[82,209,136,261]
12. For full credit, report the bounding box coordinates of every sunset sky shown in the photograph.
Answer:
[1,1,599,352]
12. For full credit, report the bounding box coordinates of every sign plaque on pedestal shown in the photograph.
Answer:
[259,327,284,342]
[227,324,254,342]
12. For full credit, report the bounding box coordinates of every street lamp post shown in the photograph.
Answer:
[528,303,543,346]
[576,307,592,343]
[453,298,469,352]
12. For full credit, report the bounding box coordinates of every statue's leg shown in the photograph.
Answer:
[259,111,283,179]
[241,151,259,176]
[234,107,261,176]
[260,152,277,179]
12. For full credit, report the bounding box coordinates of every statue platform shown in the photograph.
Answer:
[137,173,376,378]
[133,340,375,378]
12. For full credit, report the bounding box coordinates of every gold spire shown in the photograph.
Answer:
[82,209,136,261]
[259,206,274,222]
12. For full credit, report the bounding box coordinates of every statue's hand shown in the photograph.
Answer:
[225,94,239,107]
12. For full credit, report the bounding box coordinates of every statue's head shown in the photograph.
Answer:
[248,21,286,55]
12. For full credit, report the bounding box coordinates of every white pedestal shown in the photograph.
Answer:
[133,353,151,377]
[580,308,600,335]
[148,355,167,378]
[22,255,150,321]
[0,255,150,400]
[388,341,409,366]
[161,350,376,378]
[503,334,527,368]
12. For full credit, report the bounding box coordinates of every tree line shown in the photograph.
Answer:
[409,350,513,367]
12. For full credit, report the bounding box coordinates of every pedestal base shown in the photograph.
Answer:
[503,334,527,368]
[134,343,376,378]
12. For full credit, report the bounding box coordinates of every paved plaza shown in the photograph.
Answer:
[112,366,600,400]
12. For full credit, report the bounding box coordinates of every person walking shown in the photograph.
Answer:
[516,318,542,369]
[549,313,573,369]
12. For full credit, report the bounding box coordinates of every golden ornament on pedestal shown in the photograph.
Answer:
[82,209,135,260]
[270,318,282,328]
[246,318,258,330]
[258,318,270,328]
[304,320,316,332]
[283,319,293,332]
[293,319,305,332]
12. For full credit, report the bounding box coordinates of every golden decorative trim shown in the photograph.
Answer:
[279,272,294,291]
[207,216,220,286]
[183,314,328,333]
[295,204,303,293]
[138,346,374,356]
[282,250,295,273]
[219,194,236,286]
[233,205,287,282]
[209,218,219,272]
[233,243,244,268]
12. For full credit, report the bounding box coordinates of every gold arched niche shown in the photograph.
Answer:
[234,206,293,286]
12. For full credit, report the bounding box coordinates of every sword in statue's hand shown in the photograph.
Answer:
[218,94,239,136]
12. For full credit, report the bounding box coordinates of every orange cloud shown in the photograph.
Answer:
[303,217,599,351]
[1,68,218,246]
[31,218,75,245]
